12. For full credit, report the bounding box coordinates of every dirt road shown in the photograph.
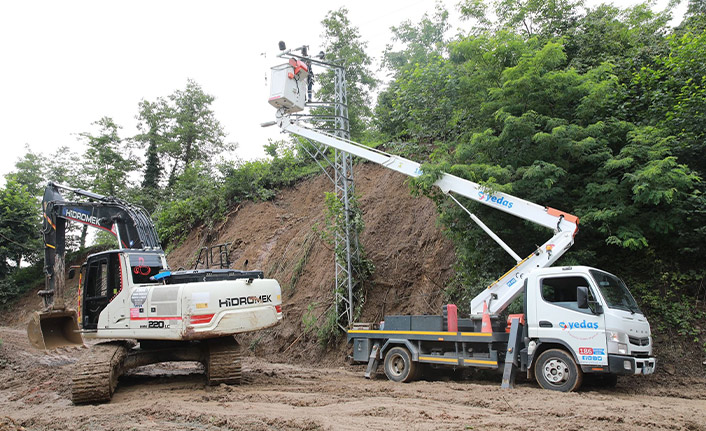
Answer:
[1,327,705,431]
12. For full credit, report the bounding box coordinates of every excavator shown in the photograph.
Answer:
[28,183,282,403]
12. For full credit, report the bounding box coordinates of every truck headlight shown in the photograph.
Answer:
[608,331,622,342]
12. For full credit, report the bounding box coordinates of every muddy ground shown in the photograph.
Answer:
[1,326,706,431]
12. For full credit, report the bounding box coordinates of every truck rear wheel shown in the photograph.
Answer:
[384,346,417,383]
[534,349,582,392]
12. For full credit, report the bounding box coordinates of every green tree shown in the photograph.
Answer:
[678,0,706,31]
[80,117,134,197]
[318,7,378,140]
[136,99,167,191]
[162,80,231,186]
[0,179,41,271]
[78,117,134,248]
[4,145,46,197]
[460,0,584,39]
[382,4,449,77]
[135,98,170,212]
[632,27,706,174]
[564,3,670,75]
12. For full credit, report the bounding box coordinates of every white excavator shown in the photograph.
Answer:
[266,54,655,392]
[28,183,282,403]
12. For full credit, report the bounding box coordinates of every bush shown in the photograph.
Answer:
[0,261,43,308]
[154,141,319,251]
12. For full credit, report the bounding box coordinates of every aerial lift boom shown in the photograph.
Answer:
[275,116,579,316]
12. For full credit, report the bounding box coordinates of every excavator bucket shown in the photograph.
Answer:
[27,309,83,349]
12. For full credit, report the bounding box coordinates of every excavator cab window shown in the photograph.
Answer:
[128,253,164,284]
[82,253,121,329]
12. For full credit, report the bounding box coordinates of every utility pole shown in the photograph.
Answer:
[272,44,360,329]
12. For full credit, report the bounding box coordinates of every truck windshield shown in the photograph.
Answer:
[129,253,164,284]
[590,270,641,314]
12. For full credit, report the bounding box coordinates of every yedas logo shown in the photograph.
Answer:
[559,320,599,330]
[478,191,514,209]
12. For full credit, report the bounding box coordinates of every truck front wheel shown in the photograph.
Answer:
[534,349,583,392]
[384,346,417,383]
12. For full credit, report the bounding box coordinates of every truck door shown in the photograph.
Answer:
[533,275,608,366]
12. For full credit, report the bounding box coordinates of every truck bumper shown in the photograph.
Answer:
[608,354,656,375]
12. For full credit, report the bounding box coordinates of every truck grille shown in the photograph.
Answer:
[628,336,649,346]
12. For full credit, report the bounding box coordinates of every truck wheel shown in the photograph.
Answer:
[534,349,583,392]
[384,346,417,383]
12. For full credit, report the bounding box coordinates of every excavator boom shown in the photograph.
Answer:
[29,183,161,349]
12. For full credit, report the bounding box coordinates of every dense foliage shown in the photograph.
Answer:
[379,0,706,347]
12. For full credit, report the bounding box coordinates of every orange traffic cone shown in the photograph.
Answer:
[481,301,492,333]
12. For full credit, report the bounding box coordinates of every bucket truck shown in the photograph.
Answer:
[266,60,655,391]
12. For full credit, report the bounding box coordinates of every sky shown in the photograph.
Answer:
[0,0,687,185]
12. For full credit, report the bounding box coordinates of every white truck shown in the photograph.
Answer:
[266,62,655,390]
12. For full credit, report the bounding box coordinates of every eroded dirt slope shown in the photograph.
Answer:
[167,162,456,363]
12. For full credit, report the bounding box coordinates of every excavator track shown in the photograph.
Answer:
[206,337,242,385]
[71,341,130,404]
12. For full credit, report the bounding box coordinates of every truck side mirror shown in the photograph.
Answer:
[577,286,589,309]
[68,268,76,280]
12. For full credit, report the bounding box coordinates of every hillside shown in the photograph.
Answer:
[167,162,456,363]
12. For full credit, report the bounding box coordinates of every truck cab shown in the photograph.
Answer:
[525,266,655,390]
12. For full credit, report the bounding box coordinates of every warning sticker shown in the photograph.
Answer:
[192,292,210,309]
[130,287,149,307]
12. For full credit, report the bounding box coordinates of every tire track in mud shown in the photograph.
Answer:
[2,326,706,430]
[2,362,706,429]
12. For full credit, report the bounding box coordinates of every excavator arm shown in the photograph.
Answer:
[41,182,160,309]
[28,183,161,349]
[275,116,579,316]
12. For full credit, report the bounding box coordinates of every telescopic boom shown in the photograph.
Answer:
[274,116,579,315]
